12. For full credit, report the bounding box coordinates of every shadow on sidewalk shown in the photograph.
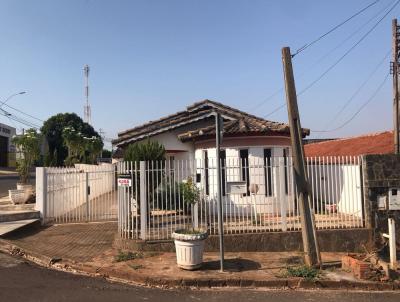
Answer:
[202,258,261,272]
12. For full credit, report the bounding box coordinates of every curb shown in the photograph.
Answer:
[0,239,399,291]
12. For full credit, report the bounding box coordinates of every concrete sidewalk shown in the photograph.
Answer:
[0,222,399,290]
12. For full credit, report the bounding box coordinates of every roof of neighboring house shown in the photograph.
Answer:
[304,131,394,157]
[113,99,310,147]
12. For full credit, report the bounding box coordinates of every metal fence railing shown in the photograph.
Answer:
[117,156,364,241]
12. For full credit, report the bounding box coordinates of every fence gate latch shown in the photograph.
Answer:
[87,186,91,195]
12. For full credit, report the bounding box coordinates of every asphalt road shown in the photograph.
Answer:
[0,176,18,197]
[1,253,400,302]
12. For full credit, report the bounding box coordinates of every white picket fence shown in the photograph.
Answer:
[117,156,365,240]
[36,164,117,224]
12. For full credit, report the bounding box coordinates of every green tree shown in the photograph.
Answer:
[123,140,166,162]
[63,127,104,166]
[101,149,112,158]
[12,129,41,184]
[41,113,101,166]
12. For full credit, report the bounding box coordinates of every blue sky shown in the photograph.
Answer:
[0,0,396,148]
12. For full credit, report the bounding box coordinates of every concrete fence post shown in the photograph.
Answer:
[139,161,147,240]
[35,167,47,225]
[278,157,288,231]
[193,203,199,229]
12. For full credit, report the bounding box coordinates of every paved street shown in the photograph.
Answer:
[1,252,399,302]
[0,176,18,197]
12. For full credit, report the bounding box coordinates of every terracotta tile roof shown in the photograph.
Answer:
[304,131,394,157]
[113,99,309,147]
[178,118,292,141]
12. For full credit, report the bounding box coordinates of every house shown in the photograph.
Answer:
[113,99,309,161]
[0,122,16,167]
[304,131,394,157]
[113,99,310,217]
[302,131,395,221]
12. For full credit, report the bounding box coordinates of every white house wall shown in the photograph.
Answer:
[194,146,293,217]
[308,163,362,218]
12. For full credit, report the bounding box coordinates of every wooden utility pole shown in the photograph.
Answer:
[281,47,321,267]
[392,19,400,154]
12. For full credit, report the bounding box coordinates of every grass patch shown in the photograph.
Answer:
[114,251,143,262]
[284,265,320,280]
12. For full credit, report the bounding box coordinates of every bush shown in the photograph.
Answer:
[123,140,165,162]
[12,129,41,184]
[285,265,319,280]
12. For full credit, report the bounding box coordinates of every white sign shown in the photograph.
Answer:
[118,178,132,187]
[389,188,400,210]
[226,181,247,194]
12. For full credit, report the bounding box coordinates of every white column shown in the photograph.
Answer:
[35,167,47,225]
[139,161,147,240]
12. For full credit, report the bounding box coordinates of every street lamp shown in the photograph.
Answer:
[0,91,27,108]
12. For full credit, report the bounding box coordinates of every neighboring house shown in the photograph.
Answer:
[113,99,310,216]
[0,122,16,167]
[303,131,395,220]
[304,131,394,157]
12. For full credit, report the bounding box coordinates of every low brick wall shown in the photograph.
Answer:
[114,228,372,253]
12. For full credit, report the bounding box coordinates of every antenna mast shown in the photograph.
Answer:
[83,64,92,124]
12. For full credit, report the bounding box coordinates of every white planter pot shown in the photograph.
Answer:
[16,184,33,193]
[9,189,31,205]
[172,230,208,270]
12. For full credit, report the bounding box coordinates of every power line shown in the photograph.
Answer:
[0,110,40,129]
[2,103,44,122]
[297,0,399,96]
[318,49,390,132]
[312,72,390,133]
[292,0,381,57]
[262,0,400,119]
[251,0,394,113]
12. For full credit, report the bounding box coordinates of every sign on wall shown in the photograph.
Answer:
[389,188,400,210]
[226,181,247,195]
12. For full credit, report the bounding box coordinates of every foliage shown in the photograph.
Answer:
[123,140,165,162]
[40,113,101,166]
[101,149,112,158]
[12,129,41,184]
[179,177,200,205]
[62,127,103,166]
[114,250,143,262]
[284,265,319,280]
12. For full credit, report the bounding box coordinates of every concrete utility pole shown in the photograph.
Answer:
[392,19,400,154]
[281,47,321,267]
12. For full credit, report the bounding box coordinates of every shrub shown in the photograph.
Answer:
[123,140,165,162]
[12,129,41,184]
[285,265,319,280]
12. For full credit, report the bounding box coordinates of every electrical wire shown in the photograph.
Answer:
[292,0,381,57]
[0,110,40,129]
[318,49,390,132]
[312,72,390,133]
[297,0,399,97]
[261,0,399,119]
[251,0,395,113]
[2,103,44,122]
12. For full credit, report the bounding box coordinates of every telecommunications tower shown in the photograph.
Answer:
[83,64,92,124]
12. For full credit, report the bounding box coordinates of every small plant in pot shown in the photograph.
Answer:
[9,129,41,204]
[172,178,208,270]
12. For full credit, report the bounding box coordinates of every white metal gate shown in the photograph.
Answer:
[39,164,118,224]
